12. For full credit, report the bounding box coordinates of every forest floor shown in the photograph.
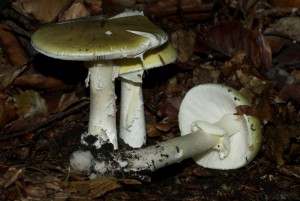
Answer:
[0,0,300,200]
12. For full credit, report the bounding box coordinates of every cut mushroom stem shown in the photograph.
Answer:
[71,114,242,177]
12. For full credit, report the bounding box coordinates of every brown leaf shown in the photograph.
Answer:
[3,167,25,189]
[0,23,29,66]
[235,95,275,123]
[85,0,103,15]
[279,84,300,104]
[157,96,181,123]
[236,68,276,95]
[291,69,300,80]
[205,20,272,70]
[2,116,47,134]
[265,17,300,41]
[13,70,73,90]
[273,44,300,65]
[146,123,161,137]
[269,0,300,8]
[144,0,214,23]
[264,125,300,165]
[264,35,291,55]
[171,29,196,62]
[68,177,120,199]
[12,0,72,23]
[13,90,48,118]
[118,178,142,185]
[0,94,18,129]
[59,2,91,21]
[0,64,27,92]
[223,53,245,77]
[42,90,81,114]
[277,165,300,179]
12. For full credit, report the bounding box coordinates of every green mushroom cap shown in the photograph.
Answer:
[31,12,168,61]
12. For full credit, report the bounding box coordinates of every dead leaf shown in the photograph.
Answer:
[269,0,300,9]
[68,177,120,199]
[265,17,300,41]
[0,93,17,129]
[236,68,276,95]
[267,67,300,89]
[155,121,177,132]
[13,70,73,90]
[0,23,29,66]
[171,29,196,62]
[273,44,300,66]
[264,125,300,165]
[264,35,291,55]
[3,167,25,188]
[146,122,161,137]
[223,53,245,77]
[291,69,300,80]
[119,178,142,185]
[277,165,300,179]
[279,84,300,104]
[41,90,81,114]
[85,0,103,15]
[205,20,272,70]
[144,0,214,23]
[235,95,275,123]
[59,1,91,21]
[157,96,181,123]
[13,90,48,118]
[12,0,72,23]
[0,64,27,92]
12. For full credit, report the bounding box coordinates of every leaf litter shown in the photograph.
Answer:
[0,0,300,200]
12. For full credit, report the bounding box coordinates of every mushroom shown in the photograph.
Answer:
[31,11,168,149]
[70,84,262,177]
[115,42,177,148]
[178,83,262,169]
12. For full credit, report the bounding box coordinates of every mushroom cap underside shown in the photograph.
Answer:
[31,15,168,61]
[178,84,262,170]
[117,42,177,75]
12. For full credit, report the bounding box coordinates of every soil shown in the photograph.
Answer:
[0,0,300,200]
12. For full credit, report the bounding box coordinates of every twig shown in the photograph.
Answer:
[0,98,89,140]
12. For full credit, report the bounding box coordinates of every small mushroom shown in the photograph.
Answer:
[115,42,177,148]
[31,11,168,149]
[70,84,262,177]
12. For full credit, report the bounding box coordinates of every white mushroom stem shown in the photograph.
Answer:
[71,114,241,177]
[81,61,119,149]
[119,69,146,148]
[119,80,146,148]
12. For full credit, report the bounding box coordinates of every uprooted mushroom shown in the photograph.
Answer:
[70,84,262,178]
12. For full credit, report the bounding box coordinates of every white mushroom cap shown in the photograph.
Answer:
[178,84,262,169]
[31,12,168,61]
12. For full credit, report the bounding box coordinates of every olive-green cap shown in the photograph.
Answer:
[31,12,168,61]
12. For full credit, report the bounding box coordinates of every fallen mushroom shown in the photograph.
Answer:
[178,84,262,169]
[70,84,262,177]
[116,42,177,148]
[31,11,168,149]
